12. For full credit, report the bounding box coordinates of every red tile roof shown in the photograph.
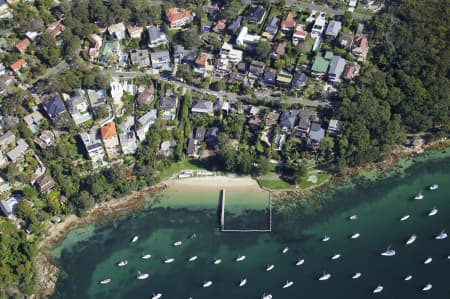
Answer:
[100,122,117,139]
[165,8,193,25]
[10,59,27,72]
[281,12,296,30]
[213,19,226,32]
[15,38,30,54]
[46,20,65,37]
[195,53,208,67]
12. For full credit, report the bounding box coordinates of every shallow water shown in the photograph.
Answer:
[51,149,450,299]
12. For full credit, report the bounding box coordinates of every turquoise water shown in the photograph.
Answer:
[50,150,450,299]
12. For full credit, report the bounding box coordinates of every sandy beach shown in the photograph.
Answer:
[169,175,262,188]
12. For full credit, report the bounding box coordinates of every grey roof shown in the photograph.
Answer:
[248,5,266,24]
[186,137,195,155]
[6,139,29,162]
[339,32,354,47]
[237,62,247,73]
[265,16,280,35]
[160,140,177,151]
[279,110,298,128]
[0,130,15,147]
[194,127,206,140]
[42,95,66,118]
[263,67,277,83]
[130,49,150,66]
[356,23,364,36]
[0,194,23,217]
[328,56,346,78]
[159,95,177,110]
[309,123,325,142]
[147,25,167,45]
[192,100,213,113]
[249,60,265,77]
[205,127,219,148]
[292,72,308,90]
[298,109,314,130]
[138,109,158,127]
[150,50,170,64]
[67,89,87,114]
[325,20,342,37]
[227,16,243,34]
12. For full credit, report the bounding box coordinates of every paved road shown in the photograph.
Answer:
[106,71,336,108]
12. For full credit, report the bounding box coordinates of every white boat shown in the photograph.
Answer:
[422,283,432,291]
[404,275,413,281]
[261,294,272,299]
[137,271,149,280]
[424,257,432,264]
[373,285,384,293]
[213,259,222,265]
[164,257,175,264]
[188,256,198,262]
[435,229,447,240]
[322,235,331,242]
[282,246,289,254]
[295,259,305,266]
[131,235,139,243]
[235,255,246,262]
[331,253,341,260]
[406,234,417,245]
[381,246,396,256]
[99,278,111,284]
[282,280,294,288]
[414,193,424,200]
[151,293,162,299]
[349,215,358,220]
[173,241,182,246]
[141,254,152,260]
[428,207,438,216]
[117,260,128,267]
[400,215,410,221]
[202,281,213,288]
[352,272,362,279]
[318,272,331,281]
[239,278,247,287]
[266,264,275,271]
[429,184,439,190]
[351,233,360,239]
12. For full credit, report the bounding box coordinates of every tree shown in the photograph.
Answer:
[72,190,95,214]
[220,0,242,20]
[255,40,271,60]
[211,80,226,91]
[176,29,201,49]
[256,156,271,175]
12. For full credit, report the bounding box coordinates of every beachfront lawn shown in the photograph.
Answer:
[159,159,206,180]
[299,171,331,189]
[257,177,294,190]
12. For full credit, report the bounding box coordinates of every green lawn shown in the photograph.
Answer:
[257,178,294,190]
[159,159,206,180]
[299,171,331,189]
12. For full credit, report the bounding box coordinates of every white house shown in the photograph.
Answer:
[236,26,261,46]
[311,17,326,38]
[108,22,126,40]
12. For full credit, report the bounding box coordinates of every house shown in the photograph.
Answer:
[15,38,30,54]
[108,22,126,40]
[6,139,29,162]
[0,194,23,217]
[0,63,4,75]
[35,175,56,193]
[150,50,171,69]
[310,57,330,78]
[130,49,150,68]
[227,16,242,34]
[136,84,155,106]
[349,0,358,8]
[205,127,219,149]
[264,16,280,36]
[136,109,157,141]
[328,56,346,83]
[41,95,66,120]
[100,122,121,159]
[324,51,334,60]
[214,99,230,114]
[277,69,293,87]
[147,25,168,48]
[127,24,143,39]
[10,58,27,73]
[173,44,187,64]
[67,89,91,125]
[46,19,65,37]
[98,40,120,66]
[159,140,177,157]
[309,123,325,148]
[165,7,194,28]
[291,72,308,91]
[215,42,243,76]
[296,109,314,137]
[159,95,178,120]
[194,127,206,141]
[25,31,39,42]
[352,36,368,60]
[194,53,209,75]
[34,130,55,150]
[191,100,214,116]
[263,67,277,85]
[292,24,307,44]
[311,17,326,38]
[356,23,364,37]
[236,26,261,46]
[339,32,354,49]
[247,5,266,24]
[328,119,343,137]
[212,19,226,33]
[248,60,265,81]
[281,12,296,32]
[0,176,11,193]
[118,116,137,155]
[0,0,8,11]
[23,111,43,134]
[88,34,102,61]
[325,20,342,39]
[186,137,196,157]
[342,63,356,81]
[279,110,298,129]
[79,130,106,168]
[271,42,286,59]
[0,130,15,149]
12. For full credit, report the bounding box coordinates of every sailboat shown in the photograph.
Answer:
[141,254,152,259]
[435,229,447,240]
[322,235,331,242]
[151,292,162,299]
[429,184,439,190]
[164,257,175,264]
[413,193,424,200]
[99,278,111,284]
[428,207,438,216]
[137,271,149,280]
[351,233,360,239]
[266,264,275,271]
[235,255,246,262]
[295,258,305,266]
[424,257,432,264]
[188,256,198,262]
[117,260,128,267]
[331,253,341,260]
[261,294,272,299]
[380,245,396,256]
[213,259,222,265]
[352,272,362,279]
[239,278,247,287]
[131,235,139,243]
[406,234,417,245]
[282,247,289,254]
[422,283,432,291]
[400,214,410,221]
[373,285,384,293]
[282,280,294,288]
[404,275,413,281]
[349,215,358,220]
[202,281,213,288]
[318,272,331,281]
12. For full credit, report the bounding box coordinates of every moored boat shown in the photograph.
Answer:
[331,253,341,260]
[404,275,413,281]
[151,292,162,299]
[318,272,331,281]
[131,235,139,243]
[351,233,360,239]
[435,229,447,240]
[213,259,222,265]
[282,246,289,254]
[322,235,331,242]
[188,233,197,239]
[349,215,358,220]
[202,280,213,288]
[164,257,175,264]
[373,285,383,293]
[239,278,247,287]
[429,184,439,190]
[428,207,438,216]
[352,272,362,279]
[266,264,275,271]
[173,241,182,246]
[400,214,410,221]
[141,254,151,260]
[282,280,294,288]
[137,271,149,280]
[424,257,432,264]
[261,293,272,299]
[236,255,246,262]
[406,234,417,245]
[295,258,304,266]
[117,260,128,267]
[188,256,198,262]
[99,278,111,284]
[414,193,424,200]
[381,246,396,256]
[422,283,432,291]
